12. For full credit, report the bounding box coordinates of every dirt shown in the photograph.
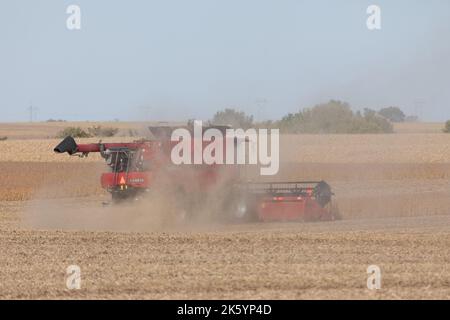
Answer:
[0,128,449,299]
[1,198,449,299]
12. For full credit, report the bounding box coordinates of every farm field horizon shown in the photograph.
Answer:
[0,121,446,140]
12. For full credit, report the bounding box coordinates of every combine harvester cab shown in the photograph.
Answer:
[54,136,157,201]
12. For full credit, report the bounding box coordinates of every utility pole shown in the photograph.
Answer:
[413,98,426,121]
[255,98,267,122]
[28,103,39,122]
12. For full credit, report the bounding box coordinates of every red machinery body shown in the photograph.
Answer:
[101,171,151,189]
[54,127,336,222]
[236,181,334,222]
[258,196,331,221]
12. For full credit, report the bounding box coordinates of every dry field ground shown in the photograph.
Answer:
[0,122,449,299]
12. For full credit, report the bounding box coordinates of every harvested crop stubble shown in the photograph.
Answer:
[0,162,104,201]
[393,122,444,134]
[280,134,450,163]
[242,163,450,181]
[0,214,449,299]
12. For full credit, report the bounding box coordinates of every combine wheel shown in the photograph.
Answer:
[329,202,342,220]
[111,191,129,204]
[230,196,257,223]
[172,188,193,223]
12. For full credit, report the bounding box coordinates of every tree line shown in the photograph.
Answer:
[52,100,450,138]
[211,100,412,134]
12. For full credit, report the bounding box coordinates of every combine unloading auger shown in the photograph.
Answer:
[54,136,78,155]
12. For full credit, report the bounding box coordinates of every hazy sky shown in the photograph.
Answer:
[1,0,449,122]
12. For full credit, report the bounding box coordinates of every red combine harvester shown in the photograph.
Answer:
[54,126,337,222]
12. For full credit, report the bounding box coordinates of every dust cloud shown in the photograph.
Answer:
[19,134,450,232]
[20,164,242,232]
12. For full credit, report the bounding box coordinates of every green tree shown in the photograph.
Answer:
[277,100,393,134]
[378,106,405,122]
[354,108,393,133]
[443,120,450,133]
[211,108,254,129]
[56,127,91,138]
[87,125,119,137]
